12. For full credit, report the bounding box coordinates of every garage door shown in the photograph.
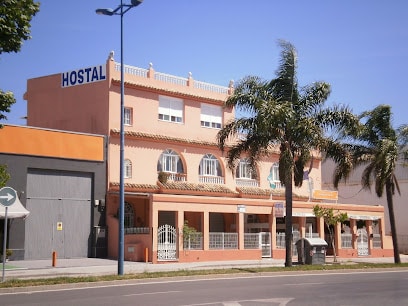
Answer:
[25,169,92,259]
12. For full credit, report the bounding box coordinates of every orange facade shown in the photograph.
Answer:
[24,55,394,263]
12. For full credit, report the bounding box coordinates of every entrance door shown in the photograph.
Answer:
[357,228,369,256]
[157,224,178,261]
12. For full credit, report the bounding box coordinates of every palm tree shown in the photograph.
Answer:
[330,104,408,264]
[217,40,357,267]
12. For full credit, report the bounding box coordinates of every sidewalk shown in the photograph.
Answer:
[2,255,408,281]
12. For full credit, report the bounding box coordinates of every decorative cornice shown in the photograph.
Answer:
[110,129,219,147]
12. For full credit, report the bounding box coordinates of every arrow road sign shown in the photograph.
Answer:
[0,187,17,207]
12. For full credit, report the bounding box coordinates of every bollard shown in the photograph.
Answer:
[145,247,148,263]
[52,251,57,267]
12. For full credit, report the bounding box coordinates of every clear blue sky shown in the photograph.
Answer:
[1,0,407,127]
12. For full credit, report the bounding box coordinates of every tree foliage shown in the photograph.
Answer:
[217,40,358,267]
[0,0,40,124]
[313,205,347,262]
[331,104,408,264]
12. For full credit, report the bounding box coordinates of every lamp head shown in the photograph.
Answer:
[131,0,143,6]
[96,8,114,16]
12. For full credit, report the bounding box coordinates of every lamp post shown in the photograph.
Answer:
[96,0,143,276]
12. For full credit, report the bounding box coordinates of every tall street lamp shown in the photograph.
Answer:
[96,0,143,276]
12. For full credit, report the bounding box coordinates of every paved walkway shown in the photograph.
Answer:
[2,255,408,281]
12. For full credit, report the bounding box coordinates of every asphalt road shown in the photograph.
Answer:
[1,269,408,305]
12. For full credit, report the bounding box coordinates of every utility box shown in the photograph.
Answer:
[296,238,327,265]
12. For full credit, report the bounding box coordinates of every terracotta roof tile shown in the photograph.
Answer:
[158,181,238,195]
[111,129,218,147]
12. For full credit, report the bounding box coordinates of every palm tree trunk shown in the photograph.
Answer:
[386,179,401,264]
[285,173,293,267]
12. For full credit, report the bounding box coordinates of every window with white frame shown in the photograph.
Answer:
[237,158,256,179]
[267,162,281,188]
[201,103,222,129]
[124,107,133,126]
[157,149,184,173]
[158,95,183,123]
[124,159,132,178]
[199,154,222,176]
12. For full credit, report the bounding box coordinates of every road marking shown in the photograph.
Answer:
[123,290,181,297]
[284,282,323,286]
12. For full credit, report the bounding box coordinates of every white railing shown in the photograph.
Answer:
[209,232,238,249]
[183,232,203,250]
[115,62,231,94]
[276,231,300,256]
[236,178,260,187]
[167,172,187,182]
[154,72,188,86]
[270,181,283,189]
[115,63,148,77]
[244,233,260,249]
[199,175,225,184]
[341,233,352,248]
[194,80,229,94]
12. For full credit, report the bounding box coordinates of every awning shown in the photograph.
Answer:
[283,211,315,217]
[348,214,379,221]
[0,197,30,219]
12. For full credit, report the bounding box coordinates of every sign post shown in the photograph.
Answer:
[0,187,17,282]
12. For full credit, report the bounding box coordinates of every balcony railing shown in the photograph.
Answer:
[167,172,187,182]
[115,62,231,95]
[199,175,225,184]
[236,178,259,187]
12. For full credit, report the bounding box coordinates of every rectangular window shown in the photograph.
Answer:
[162,153,178,173]
[124,107,133,126]
[201,103,222,129]
[158,95,183,123]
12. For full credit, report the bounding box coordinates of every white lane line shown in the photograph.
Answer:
[123,290,181,297]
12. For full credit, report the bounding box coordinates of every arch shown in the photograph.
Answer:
[157,149,185,173]
[199,153,223,177]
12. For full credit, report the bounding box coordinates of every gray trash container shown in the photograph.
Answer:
[296,238,328,265]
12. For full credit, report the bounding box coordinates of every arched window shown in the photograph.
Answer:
[199,154,222,177]
[124,159,132,178]
[157,149,184,173]
[237,158,256,179]
[267,163,281,189]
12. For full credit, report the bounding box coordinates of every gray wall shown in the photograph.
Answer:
[0,153,106,260]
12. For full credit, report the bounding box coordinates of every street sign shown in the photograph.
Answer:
[0,187,17,207]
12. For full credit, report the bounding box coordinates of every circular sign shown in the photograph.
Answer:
[0,186,17,207]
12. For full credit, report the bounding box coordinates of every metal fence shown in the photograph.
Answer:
[209,232,238,249]
[372,234,382,249]
[341,233,353,248]
[183,232,203,250]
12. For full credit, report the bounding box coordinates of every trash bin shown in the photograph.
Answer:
[296,238,327,265]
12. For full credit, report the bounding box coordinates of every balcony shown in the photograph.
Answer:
[236,178,259,187]
[199,175,225,184]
